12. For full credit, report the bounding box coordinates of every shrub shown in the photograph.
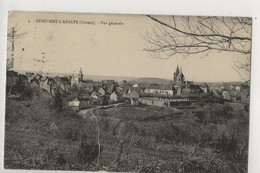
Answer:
[193,111,205,122]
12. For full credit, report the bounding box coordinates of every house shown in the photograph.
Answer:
[116,86,124,93]
[230,85,235,91]
[68,98,80,110]
[129,90,140,105]
[132,83,140,88]
[40,77,54,93]
[79,99,92,109]
[129,86,142,95]
[220,83,230,91]
[94,82,103,91]
[34,74,42,81]
[54,77,70,93]
[181,82,206,95]
[213,90,222,98]
[120,82,132,94]
[78,82,94,92]
[144,83,174,97]
[71,68,83,86]
[106,83,116,94]
[98,87,106,96]
[110,91,123,102]
[91,91,99,99]
[91,91,104,105]
[78,92,91,100]
[199,83,209,94]
[28,74,36,83]
[235,86,241,92]
[222,91,232,101]
[68,98,92,110]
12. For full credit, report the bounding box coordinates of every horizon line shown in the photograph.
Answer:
[14,69,247,83]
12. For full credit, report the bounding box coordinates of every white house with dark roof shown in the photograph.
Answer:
[110,91,123,102]
[144,83,174,96]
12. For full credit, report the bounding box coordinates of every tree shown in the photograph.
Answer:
[144,16,252,76]
[54,89,63,112]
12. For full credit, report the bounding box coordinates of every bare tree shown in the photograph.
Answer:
[144,15,252,74]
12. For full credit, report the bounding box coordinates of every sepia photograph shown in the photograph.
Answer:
[4,11,251,172]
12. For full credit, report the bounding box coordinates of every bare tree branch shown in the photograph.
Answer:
[144,15,252,75]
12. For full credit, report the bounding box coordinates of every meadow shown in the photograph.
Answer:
[4,86,249,172]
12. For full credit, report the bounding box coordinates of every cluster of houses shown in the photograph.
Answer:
[6,66,250,109]
[216,80,250,101]
[68,67,212,109]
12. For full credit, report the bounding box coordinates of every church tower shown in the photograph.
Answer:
[71,68,83,86]
[177,67,185,83]
[173,65,180,82]
[174,66,185,95]
[79,68,83,83]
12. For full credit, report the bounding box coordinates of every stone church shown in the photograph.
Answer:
[173,66,186,95]
[172,66,208,95]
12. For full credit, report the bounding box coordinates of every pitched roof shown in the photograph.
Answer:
[130,90,140,98]
[200,83,209,88]
[147,83,173,90]
[132,83,139,87]
[79,82,94,87]
[129,87,141,94]
[99,87,105,92]
[158,84,173,90]
[91,91,102,98]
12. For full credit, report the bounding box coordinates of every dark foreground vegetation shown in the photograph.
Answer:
[4,84,249,172]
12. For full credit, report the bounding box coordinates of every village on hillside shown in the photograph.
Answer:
[6,65,250,110]
[5,63,251,172]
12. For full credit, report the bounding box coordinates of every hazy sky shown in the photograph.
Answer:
[7,11,251,82]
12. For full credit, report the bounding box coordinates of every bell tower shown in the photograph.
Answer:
[173,65,179,82]
[79,68,83,83]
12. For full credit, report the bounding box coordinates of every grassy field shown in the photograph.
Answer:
[4,87,249,172]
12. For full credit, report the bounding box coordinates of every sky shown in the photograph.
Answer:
[7,11,251,82]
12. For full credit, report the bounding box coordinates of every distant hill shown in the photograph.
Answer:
[128,77,172,85]
[15,70,138,82]
[84,75,137,82]
[14,70,244,87]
